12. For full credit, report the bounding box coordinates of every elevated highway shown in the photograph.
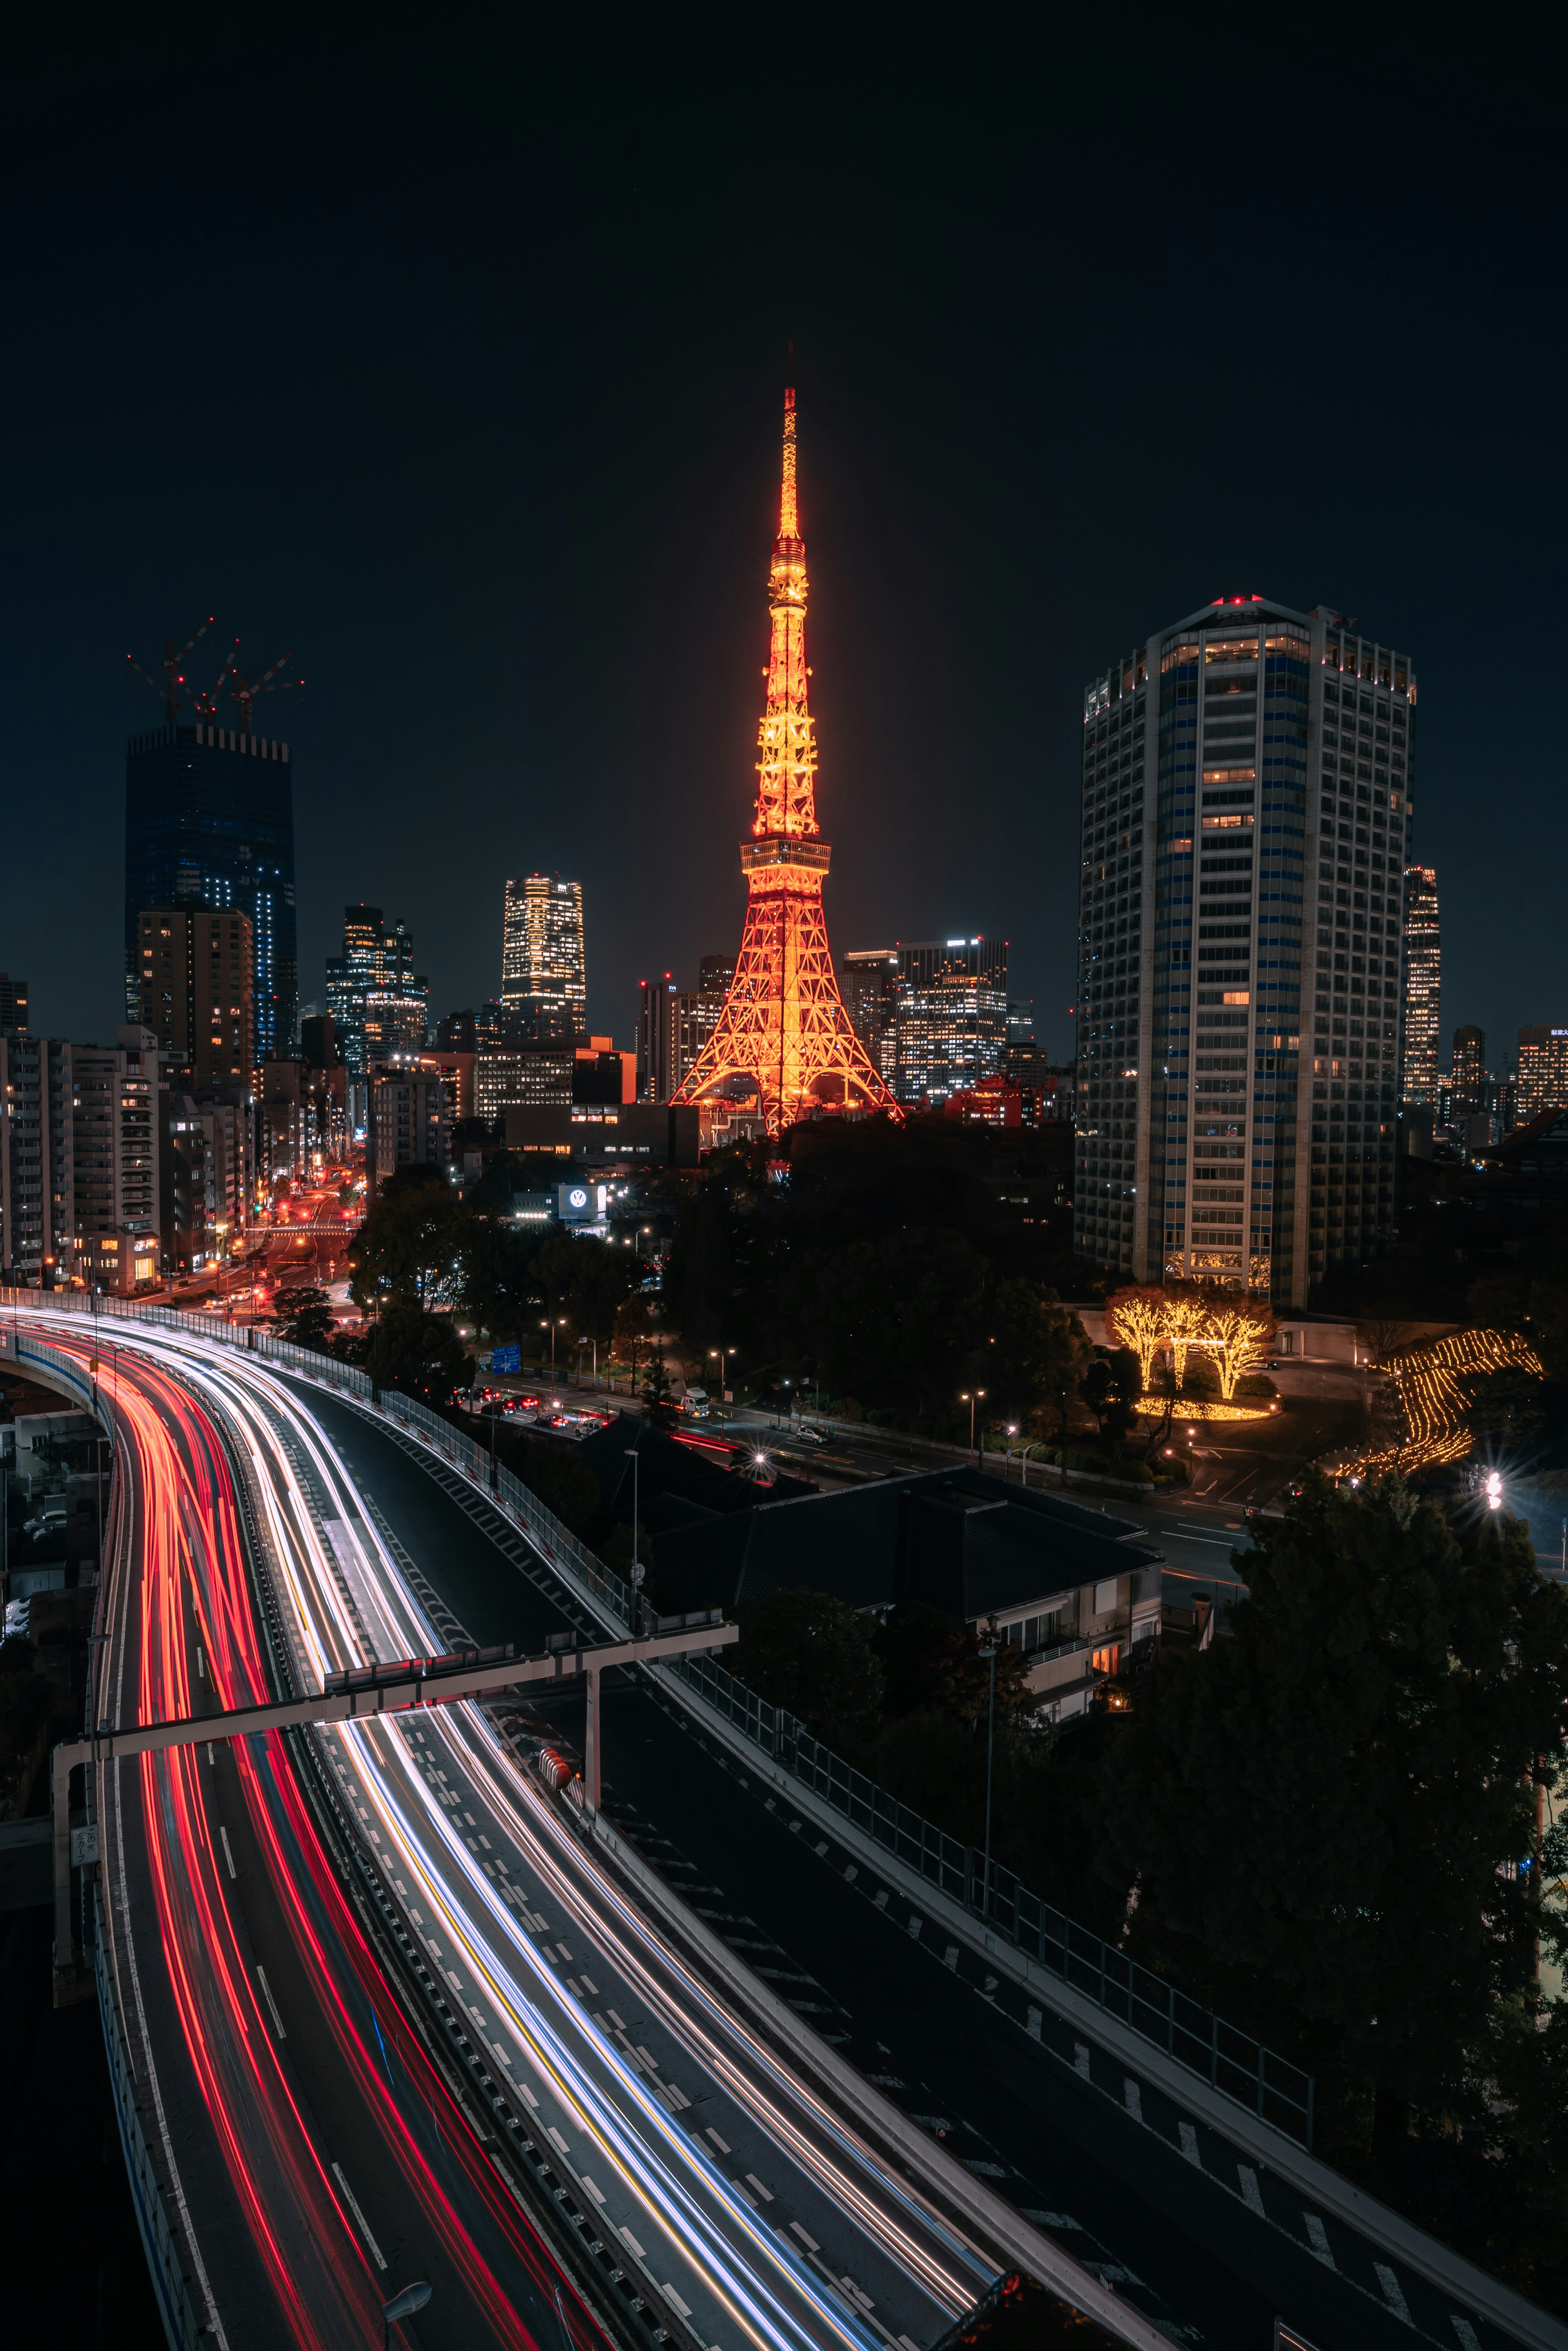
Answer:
[12,1305,1158,2351]
[12,1297,1566,2351]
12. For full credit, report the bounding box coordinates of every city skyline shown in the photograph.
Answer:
[1,44,1563,1069]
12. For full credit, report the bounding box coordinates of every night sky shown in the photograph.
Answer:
[1,30,1561,1072]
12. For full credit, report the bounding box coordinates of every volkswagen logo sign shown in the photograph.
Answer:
[569,1188,588,1208]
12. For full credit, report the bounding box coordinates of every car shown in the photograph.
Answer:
[789,1424,829,1447]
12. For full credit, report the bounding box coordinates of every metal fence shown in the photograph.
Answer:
[8,1285,1313,2146]
[670,1646,1315,2147]
[0,1286,637,1635]
[94,1885,207,2350]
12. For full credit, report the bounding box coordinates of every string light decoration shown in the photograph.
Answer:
[1104,1287,1166,1388]
[1203,1301,1276,1402]
[672,382,900,1138]
[1351,1326,1544,1482]
[1160,1291,1209,1388]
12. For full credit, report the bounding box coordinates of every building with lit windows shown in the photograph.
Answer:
[1516,1025,1568,1123]
[1451,1025,1486,1119]
[124,723,296,1062]
[842,949,901,1091]
[1073,598,1417,1307]
[501,874,586,1043]
[74,1027,161,1258]
[0,974,28,1034]
[0,1034,74,1284]
[136,907,254,1091]
[893,940,1008,1105]
[1401,865,1441,1105]
[326,907,428,1073]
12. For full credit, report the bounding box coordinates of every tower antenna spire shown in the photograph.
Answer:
[672,381,900,1138]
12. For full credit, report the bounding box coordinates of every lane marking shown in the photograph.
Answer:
[256,1965,286,2039]
[219,1825,237,1879]
[331,2161,387,2271]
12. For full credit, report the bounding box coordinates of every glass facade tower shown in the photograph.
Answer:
[124,720,297,1063]
[1074,597,1417,1308]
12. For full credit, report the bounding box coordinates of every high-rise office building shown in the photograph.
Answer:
[893,940,1008,1105]
[327,906,427,1071]
[1401,865,1441,1105]
[1516,1025,1568,1123]
[135,907,254,1090]
[1073,599,1416,1305]
[842,950,901,1092]
[0,974,29,1034]
[1451,1025,1486,1119]
[501,875,586,1042]
[125,721,297,1061]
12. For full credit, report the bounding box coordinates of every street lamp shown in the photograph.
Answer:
[382,2282,432,2347]
[959,1388,987,1465]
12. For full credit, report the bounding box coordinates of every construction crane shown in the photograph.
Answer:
[126,617,218,723]
[217,644,305,738]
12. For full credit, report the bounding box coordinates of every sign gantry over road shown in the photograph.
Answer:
[53,1615,737,1978]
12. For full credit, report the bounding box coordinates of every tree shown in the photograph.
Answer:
[1204,1297,1275,1401]
[350,1183,471,1312]
[878,1609,1035,1727]
[981,1281,1092,1428]
[1104,1286,1165,1391]
[265,1284,335,1353]
[461,1219,544,1339]
[729,1587,885,1743]
[1080,1348,1138,1442]
[1159,1288,1209,1388]
[1098,1475,1568,2183]
[363,1302,472,1400]
[1358,1314,1417,1368]
[808,1226,986,1422]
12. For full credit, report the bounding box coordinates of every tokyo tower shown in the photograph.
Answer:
[673,381,900,1138]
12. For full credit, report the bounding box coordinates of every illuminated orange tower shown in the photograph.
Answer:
[673,382,900,1137]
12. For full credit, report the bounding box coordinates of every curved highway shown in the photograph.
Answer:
[20,1308,1156,2351]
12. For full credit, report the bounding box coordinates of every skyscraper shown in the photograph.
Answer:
[1073,599,1416,1306]
[1401,865,1441,1105]
[893,940,1009,1104]
[327,906,427,1073]
[125,720,297,1061]
[501,875,586,1042]
[672,383,898,1135]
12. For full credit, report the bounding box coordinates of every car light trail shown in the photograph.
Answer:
[39,1322,610,2351]
[25,1308,1130,2351]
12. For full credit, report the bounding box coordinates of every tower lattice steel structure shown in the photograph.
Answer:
[673,383,900,1137]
